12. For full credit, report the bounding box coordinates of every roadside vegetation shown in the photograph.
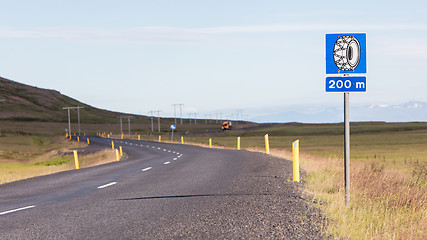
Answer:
[178,122,427,239]
[1,119,425,239]
[0,133,116,184]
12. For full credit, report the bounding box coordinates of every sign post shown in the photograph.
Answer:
[170,125,176,141]
[326,33,367,205]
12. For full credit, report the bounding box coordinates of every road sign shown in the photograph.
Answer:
[170,125,176,130]
[326,76,366,92]
[326,33,366,74]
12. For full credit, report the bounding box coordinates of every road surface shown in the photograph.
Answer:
[0,136,324,239]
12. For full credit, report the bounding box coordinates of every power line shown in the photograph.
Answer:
[63,106,84,136]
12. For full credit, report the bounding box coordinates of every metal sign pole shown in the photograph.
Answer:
[344,92,350,204]
[67,108,71,136]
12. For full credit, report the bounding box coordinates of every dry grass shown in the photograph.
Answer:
[0,136,117,184]
[182,130,427,239]
[261,148,427,240]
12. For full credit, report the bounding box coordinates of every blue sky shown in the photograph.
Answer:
[1,0,426,122]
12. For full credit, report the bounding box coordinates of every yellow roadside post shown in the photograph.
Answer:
[119,146,123,157]
[73,150,79,170]
[87,138,90,144]
[66,133,68,138]
[209,138,212,148]
[159,136,162,142]
[292,140,300,182]
[237,137,241,150]
[121,133,123,139]
[84,132,86,136]
[265,134,270,154]
[138,135,141,141]
[111,141,115,149]
[107,134,110,138]
[74,133,76,136]
[115,149,120,161]
[77,137,80,142]
[181,136,184,144]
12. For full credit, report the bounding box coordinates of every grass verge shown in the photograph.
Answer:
[180,122,427,239]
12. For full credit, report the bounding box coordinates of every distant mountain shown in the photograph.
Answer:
[249,101,427,123]
[0,77,149,123]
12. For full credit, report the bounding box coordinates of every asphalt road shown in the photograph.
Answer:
[0,136,324,239]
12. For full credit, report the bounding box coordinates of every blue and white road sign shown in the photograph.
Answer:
[170,125,176,130]
[326,76,366,92]
[326,33,366,74]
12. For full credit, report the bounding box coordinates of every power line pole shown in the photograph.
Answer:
[118,116,132,135]
[179,104,184,124]
[63,106,84,136]
[148,111,154,132]
[173,104,184,125]
[151,110,161,132]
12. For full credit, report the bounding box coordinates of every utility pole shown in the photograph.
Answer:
[148,111,154,132]
[179,104,184,124]
[118,116,132,135]
[151,110,161,132]
[63,106,84,136]
[172,104,184,125]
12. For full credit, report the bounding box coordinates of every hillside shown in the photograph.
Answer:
[0,77,148,123]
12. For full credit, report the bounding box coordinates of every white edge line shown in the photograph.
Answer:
[164,161,170,165]
[97,182,117,189]
[142,167,152,172]
[0,205,36,216]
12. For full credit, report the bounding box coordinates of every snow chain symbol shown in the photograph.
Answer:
[333,36,361,72]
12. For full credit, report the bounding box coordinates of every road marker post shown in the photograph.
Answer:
[111,141,115,149]
[73,150,80,170]
[138,135,141,141]
[292,140,300,182]
[65,133,68,138]
[209,138,212,148]
[119,146,123,157]
[159,136,162,142]
[87,138,90,144]
[181,136,184,144]
[107,134,110,138]
[77,137,80,142]
[265,134,270,155]
[116,149,120,161]
[237,137,241,150]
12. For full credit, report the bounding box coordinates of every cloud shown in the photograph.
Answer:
[1,23,427,45]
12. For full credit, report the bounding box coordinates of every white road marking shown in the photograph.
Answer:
[142,167,152,172]
[0,205,36,216]
[164,161,170,165]
[97,182,117,189]
[141,145,144,147]
[173,158,177,161]
[178,155,182,158]
[163,149,166,151]
[130,143,133,145]
[157,148,161,150]
[152,146,155,148]
[168,150,171,153]
[173,151,176,153]
[176,152,180,155]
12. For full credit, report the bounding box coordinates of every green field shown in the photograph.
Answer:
[181,122,427,239]
[1,120,426,239]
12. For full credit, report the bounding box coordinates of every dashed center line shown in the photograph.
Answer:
[142,167,152,172]
[173,158,177,161]
[0,205,35,216]
[97,182,117,189]
[164,161,170,165]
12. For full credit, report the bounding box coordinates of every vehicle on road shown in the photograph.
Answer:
[222,121,232,131]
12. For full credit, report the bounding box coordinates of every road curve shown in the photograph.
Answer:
[0,136,324,239]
